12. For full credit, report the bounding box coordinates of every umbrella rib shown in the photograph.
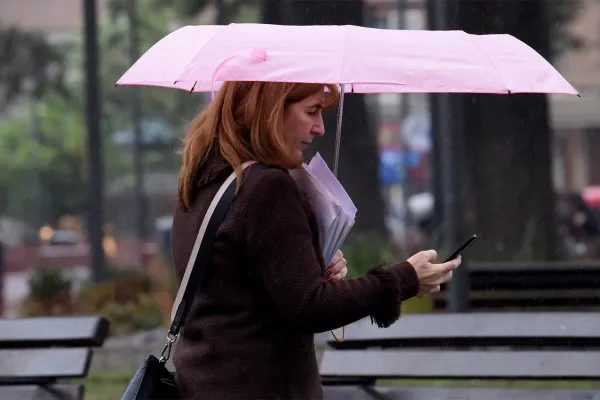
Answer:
[339,25,348,85]
[174,23,232,85]
[464,32,510,94]
[332,26,349,177]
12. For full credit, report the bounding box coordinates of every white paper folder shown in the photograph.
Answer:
[289,153,357,264]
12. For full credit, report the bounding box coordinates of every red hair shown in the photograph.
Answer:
[177,81,339,211]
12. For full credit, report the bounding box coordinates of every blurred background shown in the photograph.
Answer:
[0,0,599,397]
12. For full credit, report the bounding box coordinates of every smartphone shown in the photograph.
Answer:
[443,234,480,263]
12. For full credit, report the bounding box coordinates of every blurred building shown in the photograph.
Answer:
[0,0,110,35]
[366,0,600,194]
[550,0,600,192]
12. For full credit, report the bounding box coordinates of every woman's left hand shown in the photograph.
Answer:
[326,250,348,282]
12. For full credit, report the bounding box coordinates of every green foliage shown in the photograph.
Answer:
[100,0,204,129]
[105,265,153,291]
[24,268,74,317]
[0,92,130,222]
[342,236,397,278]
[24,265,163,335]
[75,267,163,334]
[0,25,69,111]
[340,236,435,313]
[0,0,202,222]
[102,293,164,332]
[150,0,259,24]
[27,268,72,302]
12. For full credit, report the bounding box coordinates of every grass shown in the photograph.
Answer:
[79,369,600,400]
[80,369,134,400]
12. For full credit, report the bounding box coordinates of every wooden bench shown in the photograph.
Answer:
[436,262,600,310]
[321,312,600,399]
[0,315,110,400]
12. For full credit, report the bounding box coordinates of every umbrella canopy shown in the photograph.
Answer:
[117,23,578,96]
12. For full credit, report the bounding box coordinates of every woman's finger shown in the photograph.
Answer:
[423,249,437,262]
[418,283,434,297]
[335,267,348,281]
[438,270,453,284]
[438,256,462,273]
[328,258,347,276]
[328,250,344,268]
[430,285,441,293]
[327,265,348,282]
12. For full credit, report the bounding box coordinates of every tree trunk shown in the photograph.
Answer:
[287,0,388,239]
[454,0,559,260]
[260,0,287,24]
[215,0,231,25]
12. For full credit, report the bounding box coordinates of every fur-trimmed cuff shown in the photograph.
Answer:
[367,261,420,328]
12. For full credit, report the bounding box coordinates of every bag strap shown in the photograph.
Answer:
[160,161,256,362]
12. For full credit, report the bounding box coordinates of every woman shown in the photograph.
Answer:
[171,81,460,400]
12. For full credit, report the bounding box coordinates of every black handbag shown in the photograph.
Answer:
[120,162,256,400]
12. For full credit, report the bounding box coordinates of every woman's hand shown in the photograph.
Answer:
[406,249,462,297]
[327,250,348,282]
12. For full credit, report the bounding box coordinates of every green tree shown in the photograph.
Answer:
[0,1,204,225]
[0,92,128,224]
[71,1,204,170]
[0,25,68,112]
[89,0,204,131]
[149,0,257,24]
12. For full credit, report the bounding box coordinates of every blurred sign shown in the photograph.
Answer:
[401,111,431,153]
[379,149,421,185]
[378,121,402,150]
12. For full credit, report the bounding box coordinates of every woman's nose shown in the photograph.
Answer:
[312,118,325,136]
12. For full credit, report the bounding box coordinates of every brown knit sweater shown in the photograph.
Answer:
[170,153,420,400]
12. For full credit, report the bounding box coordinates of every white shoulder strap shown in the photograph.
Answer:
[170,161,256,322]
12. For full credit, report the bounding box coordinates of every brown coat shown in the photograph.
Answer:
[171,153,420,400]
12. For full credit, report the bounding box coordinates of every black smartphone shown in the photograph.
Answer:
[443,234,481,263]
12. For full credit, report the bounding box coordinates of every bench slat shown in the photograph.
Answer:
[328,313,600,349]
[0,349,91,384]
[468,268,600,290]
[435,296,600,310]
[0,316,109,349]
[320,350,600,380]
[323,386,600,400]
[470,262,600,272]
[0,384,83,400]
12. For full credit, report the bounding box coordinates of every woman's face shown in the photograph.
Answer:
[282,89,326,159]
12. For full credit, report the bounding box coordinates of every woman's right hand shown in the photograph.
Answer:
[406,250,462,297]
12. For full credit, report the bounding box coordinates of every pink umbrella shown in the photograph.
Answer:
[116,23,579,172]
[117,23,577,95]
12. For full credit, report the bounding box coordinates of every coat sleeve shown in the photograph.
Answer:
[242,167,420,333]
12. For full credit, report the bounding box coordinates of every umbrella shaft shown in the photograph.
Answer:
[333,86,346,177]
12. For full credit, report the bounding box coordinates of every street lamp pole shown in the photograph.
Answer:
[83,0,107,282]
[127,0,147,263]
